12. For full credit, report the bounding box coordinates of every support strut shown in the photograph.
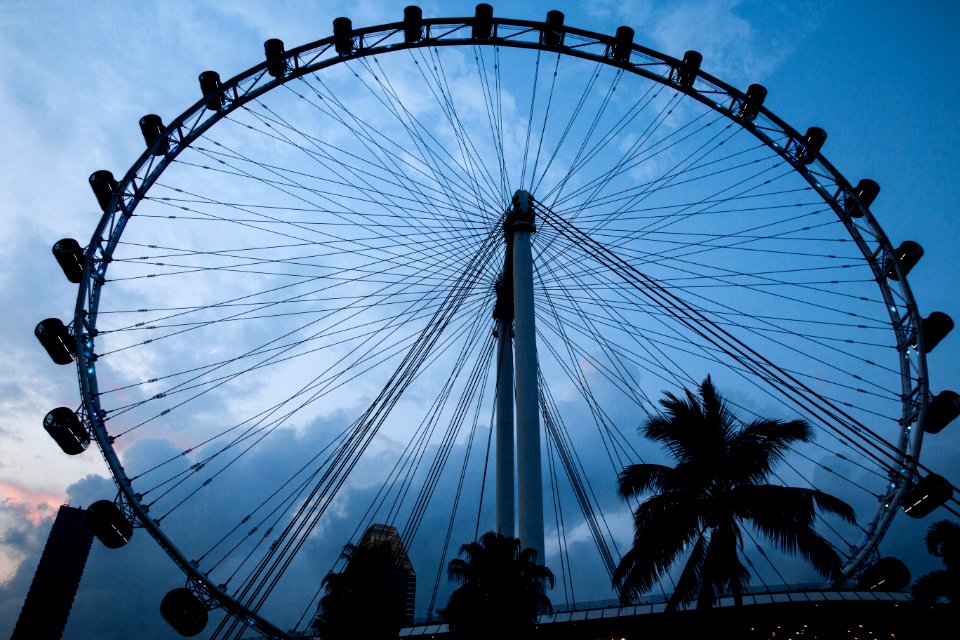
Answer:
[494,263,516,537]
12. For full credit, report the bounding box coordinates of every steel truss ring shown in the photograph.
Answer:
[72,12,927,637]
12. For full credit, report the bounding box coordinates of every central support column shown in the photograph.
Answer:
[509,190,545,563]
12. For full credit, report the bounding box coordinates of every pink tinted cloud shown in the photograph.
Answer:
[0,481,65,525]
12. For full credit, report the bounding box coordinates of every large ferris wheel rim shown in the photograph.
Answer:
[71,10,927,633]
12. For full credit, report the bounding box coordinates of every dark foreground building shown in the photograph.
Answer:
[401,589,952,640]
[11,504,94,640]
[360,523,417,626]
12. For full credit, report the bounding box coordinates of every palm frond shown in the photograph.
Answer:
[925,520,960,570]
[748,509,844,578]
[728,419,812,483]
[615,494,701,603]
[911,569,959,605]
[617,463,676,498]
[731,485,855,527]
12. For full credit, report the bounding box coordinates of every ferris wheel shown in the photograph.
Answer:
[35,6,959,638]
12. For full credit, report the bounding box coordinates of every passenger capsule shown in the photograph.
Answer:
[923,390,960,434]
[35,318,75,365]
[333,17,355,55]
[472,4,493,40]
[612,26,634,63]
[43,407,89,455]
[901,474,953,518]
[676,50,702,88]
[198,71,223,110]
[161,588,208,637]
[796,126,826,165]
[89,170,118,213]
[740,83,766,121]
[85,500,133,548]
[53,238,85,284]
[856,557,911,591]
[884,241,923,281]
[844,178,880,218]
[264,38,286,78]
[404,6,423,43]
[911,312,954,354]
[542,10,564,47]
[139,114,169,155]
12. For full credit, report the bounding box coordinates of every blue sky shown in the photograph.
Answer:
[1,1,959,638]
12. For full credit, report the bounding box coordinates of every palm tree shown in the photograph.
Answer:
[442,531,554,639]
[912,519,960,606]
[312,532,412,640]
[614,376,855,610]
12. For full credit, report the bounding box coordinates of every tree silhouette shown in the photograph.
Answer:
[442,531,553,639]
[614,376,855,610]
[912,519,960,607]
[312,537,410,640]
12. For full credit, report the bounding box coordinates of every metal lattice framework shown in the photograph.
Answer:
[69,12,928,638]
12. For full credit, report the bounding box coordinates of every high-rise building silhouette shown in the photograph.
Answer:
[11,505,93,640]
[359,523,416,625]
